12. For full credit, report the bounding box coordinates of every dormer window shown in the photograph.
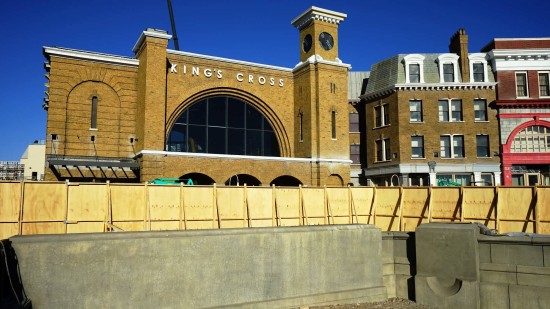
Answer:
[403,54,425,83]
[437,54,459,83]
[468,53,488,83]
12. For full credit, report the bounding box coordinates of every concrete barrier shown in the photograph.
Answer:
[10,225,387,308]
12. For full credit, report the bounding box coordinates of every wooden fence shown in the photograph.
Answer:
[1,181,549,239]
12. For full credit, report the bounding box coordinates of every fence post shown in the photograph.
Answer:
[399,186,404,231]
[214,183,219,229]
[428,186,433,223]
[18,180,25,236]
[65,180,70,234]
[535,186,540,234]
[144,182,150,231]
[495,187,500,233]
[104,181,111,232]
[371,187,377,225]
[245,184,250,227]
[460,186,464,222]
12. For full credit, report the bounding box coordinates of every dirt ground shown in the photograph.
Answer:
[308,297,433,309]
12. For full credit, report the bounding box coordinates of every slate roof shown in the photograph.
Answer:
[348,71,370,101]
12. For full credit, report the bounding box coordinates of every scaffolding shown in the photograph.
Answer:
[0,161,24,180]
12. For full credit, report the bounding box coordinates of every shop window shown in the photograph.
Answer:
[167,96,280,157]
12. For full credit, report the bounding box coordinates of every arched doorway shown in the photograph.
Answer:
[326,174,344,186]
[270,175,302,187]
[180,173,215,186]
[224,174,261,186]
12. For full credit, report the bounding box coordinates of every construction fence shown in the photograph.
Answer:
[1,181,549,239]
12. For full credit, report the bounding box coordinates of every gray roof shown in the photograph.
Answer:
[364,53,496,97]
[348,71,370,101]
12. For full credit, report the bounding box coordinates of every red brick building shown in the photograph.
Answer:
[484,38,550,185]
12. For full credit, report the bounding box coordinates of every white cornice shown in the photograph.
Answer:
[167,50,292,73]
[136,150,352,164]
[43,46,139,67]
[292,55,351,72]
[360,83,497,101]
[291,6,347,30]
[132,28,172,53]
[487,49,550,71]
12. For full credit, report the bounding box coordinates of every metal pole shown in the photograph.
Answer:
[167,0,180,50]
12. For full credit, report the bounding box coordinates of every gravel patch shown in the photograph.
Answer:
[307,297,433,309]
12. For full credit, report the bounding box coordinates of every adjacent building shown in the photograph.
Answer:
[42,7,352,186]
[360,30,501,186]
[20,140,46,181]
[483,38,550,185]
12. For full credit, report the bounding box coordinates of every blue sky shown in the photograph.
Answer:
[0,0,549,161]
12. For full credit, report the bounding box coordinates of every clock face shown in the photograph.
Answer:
[319,32,334,51]
[302,34,312,53]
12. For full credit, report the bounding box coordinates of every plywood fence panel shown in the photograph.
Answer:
[350,187,375,224]
[182,186,216,229]
[462,187,497,230]
[110,185,146,231]
[536,187,550,234]
[246,187,274,227]
[430,188,461,222]
[67,184,107,222]
[148,186,181,221]
[216,187,247,228]
[498,187,535,233]
[301,188,326,225]
[326,188,351,224]
[66,222,105,234]
[401,188,429,232]
[0,182,22,239]
[275,188,300,226]
[150,221,180,231]
[22,183,66,234]
[373,188,400,231]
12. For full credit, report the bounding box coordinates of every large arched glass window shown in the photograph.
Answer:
[511,125,550,153]
[167,96,280,157]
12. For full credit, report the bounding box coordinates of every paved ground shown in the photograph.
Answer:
[308,298,433,309]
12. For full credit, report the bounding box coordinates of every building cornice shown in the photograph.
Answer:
[132,28,172,54]
[167,50,293,73]
[487,49,550,71]
[43,46,139,67]
[292,54,351,73]
[136,150,352,164]
[291,6,347,30]
[495,99,550,108]
[360,83,497,101]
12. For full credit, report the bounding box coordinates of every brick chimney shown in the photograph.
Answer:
[449,29,469,83]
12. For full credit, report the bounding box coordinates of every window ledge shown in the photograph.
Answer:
[373,124,390,130]
[409,121,424,124]
[89,128,98,131]
[474,120,490,123]
[440,157,466,160]
[411,157,426,160]
[439,121,465,123]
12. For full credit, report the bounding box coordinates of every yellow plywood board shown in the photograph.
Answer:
[401,188,429,219]
[219,220,247,229]
[66,222,105,234]
[150,221,180,231]
[246,188,273,220]
[375,217,399,232]
[498,187,534,221]
[0,223,19,239]
[22,183,66,222]
[22,222,65,235]
[111,221,145,232]
[216,187,246,220]
[148,186,181,220]
[185,220,217,230]
[275,188,300,220]
[350,187,374,216]
[110,186,146,221]
[326,188,350,219]
[536,187,550,223]
[182,187,216,221]
[302,188,326,220]
[499,221,534,234]
[430,188,461,221]
[462,187,496,221]
[0,182,21,222]
[374,188,400,216]
[67,184,107,221]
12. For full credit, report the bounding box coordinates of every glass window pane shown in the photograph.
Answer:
[349,113,359,132]
[246,130,262,156]
[227,98,245,128]
[443,64,454,82]
[228,128,245,155]
[473,63,484,82]
[409,64,420,83]
[187,125,206,153]
[440,136,450,158]
[264,131,279,156]
[439,100,449,122]
[246,105,262,129]
[207,127,226,154]
[188,100,207,125]
[208,97,226,127]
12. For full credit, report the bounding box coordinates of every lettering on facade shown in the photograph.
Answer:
[170,64,284,87]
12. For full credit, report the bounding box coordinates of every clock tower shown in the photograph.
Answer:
[291,7,350,186]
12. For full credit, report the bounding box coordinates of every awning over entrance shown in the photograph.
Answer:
[47,158,140,181]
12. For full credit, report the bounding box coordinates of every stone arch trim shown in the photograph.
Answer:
[503,119,550,153]
[166,87,292,157]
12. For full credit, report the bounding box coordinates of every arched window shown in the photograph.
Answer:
[511,125,550,153]
[167,96,280,156]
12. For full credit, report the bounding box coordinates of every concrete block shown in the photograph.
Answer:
[10,225,387,308]
[544,246,550,267]
[490,243,543,266]
[479,243,491,263]
[517,266,550,287]
[480,283,510,309]
[415,223,481,308]
[479,263,517,284]
[509,285,550,309]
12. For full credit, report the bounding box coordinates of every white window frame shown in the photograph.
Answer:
[474,99,488,122]
[516,72,529,98]
[411,136,425,159]
[409,100,423,123]
[539,71,550,98]
[403,54,425,83]
[374,103,389,128]
[438,99,463,122]
[440,135,465,159]
[437,54,460,83]
[375,138,391,162]
[468,53,488,83]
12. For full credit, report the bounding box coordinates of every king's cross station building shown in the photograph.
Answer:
[43,7,352,186]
